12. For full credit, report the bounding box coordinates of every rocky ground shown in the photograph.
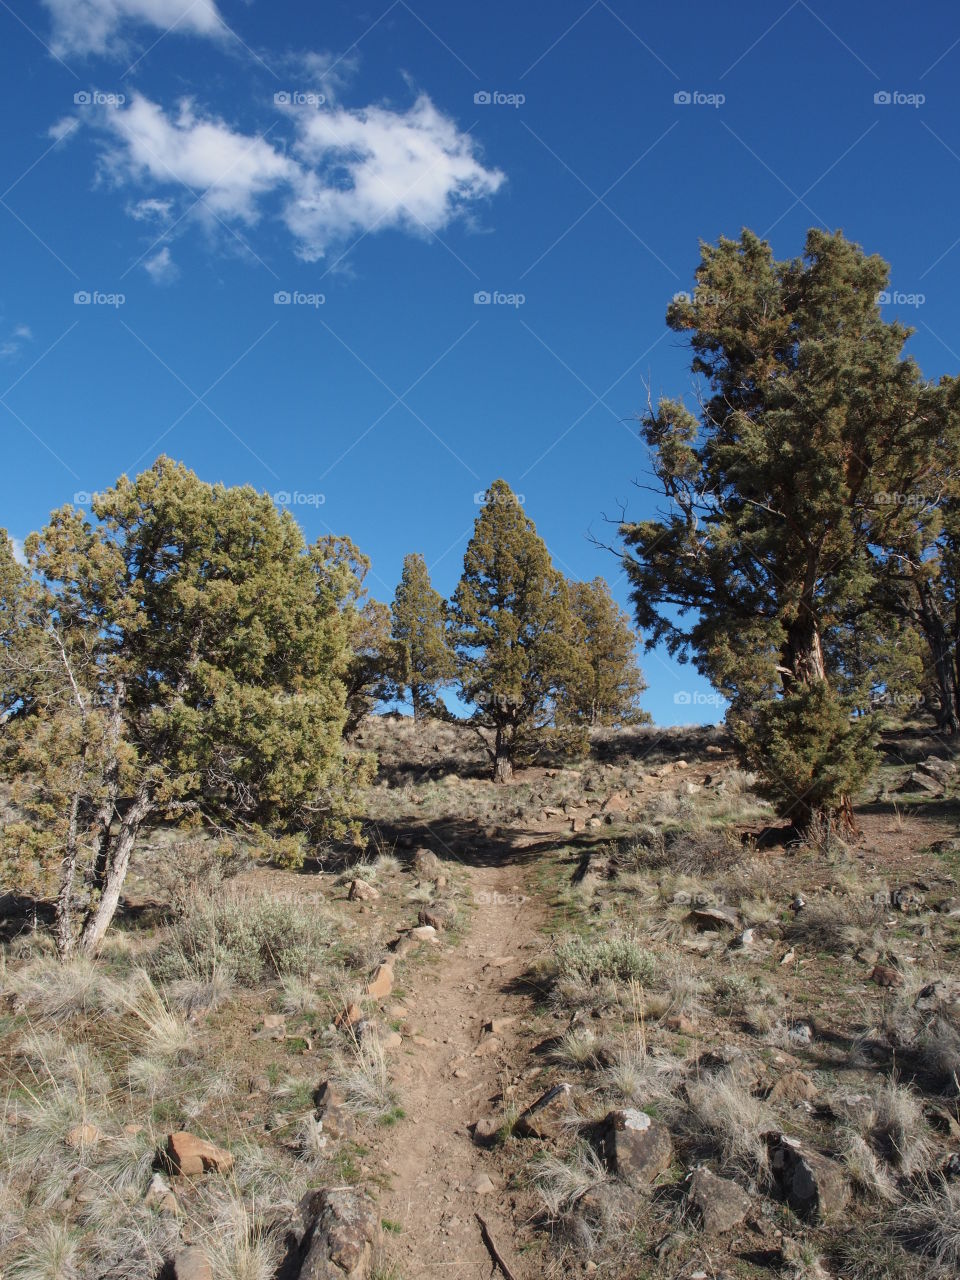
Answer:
[1,717,959,1279]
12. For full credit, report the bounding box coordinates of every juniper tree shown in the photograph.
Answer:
[0,459,369,955]
[558,577,650,727]
[451,480,577,782]
[391,552,455,721]
[620,228,936,831]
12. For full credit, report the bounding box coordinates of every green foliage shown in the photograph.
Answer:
[732,682,877,827]
[450,480,582,778]
[558,577,650,727]
[155,888,331,985]
[620,228,949,825]
[554,933,656,985]
[391,552,455,719]
[342,597,400,736]
[0,459,368,953]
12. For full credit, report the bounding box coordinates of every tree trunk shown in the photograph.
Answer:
[782,609,826,690]
[492,726,513,783]
[78,784,152,955]
[917,583,960,735]
[55,789,82,959]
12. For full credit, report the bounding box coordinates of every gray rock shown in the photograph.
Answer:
[687,1167,752,1234]
[686,906,739,932]
[173,1247,212,1280]
[515,1082,573,1139]
[768,1136,848,1222]
[313,1082,356,1141]
[602,1108,673,1186]
[298,1188,380,1279]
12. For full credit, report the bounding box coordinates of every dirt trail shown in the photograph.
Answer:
[376,857,544,1279]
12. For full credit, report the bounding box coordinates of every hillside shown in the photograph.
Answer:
[1,716,959,1279]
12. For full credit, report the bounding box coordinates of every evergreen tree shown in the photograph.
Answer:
[0,459,368,955]
[342,598,399,736]
[620,228,938,831]
[391,552,455,720]
[451,480,577,781]
[558,577,650,727]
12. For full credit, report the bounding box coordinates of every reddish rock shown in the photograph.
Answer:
[515,1082,573,1140]
[768,1136,849,1222]
[687,1167,752,1234]
[365,963,394,999]
[602,1109,673,1186]
[348,878,379,902]
[165,1132,234,1177]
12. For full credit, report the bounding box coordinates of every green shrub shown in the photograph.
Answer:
[155,889,331,985]
[554,933,656,985]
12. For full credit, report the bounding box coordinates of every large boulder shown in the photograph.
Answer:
[297,1188,380,1279]
[602,1108,673,1186]
[686,1167,752,1234]
[768,1135,848,1222]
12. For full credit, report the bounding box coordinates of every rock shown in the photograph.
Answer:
[908,770,943,795]
[686,906,739,932]
[314,1083,356,1141]
[365,963,394,999]
[870,964,904,988]
[473,1034,502,1058]
[382,1031,402,1051]
[348,879,379,902]
[924,1101,960,1140]
[65,1122,103,1148]
[165,1132,234,1177]
[767,1071,818,1104]
[413,848,442,878]
[418,903,454,931]
[483,1016,516,1035]
[258,1013,286,1040]
[471,1116,501,1147]
[687,1167,752,1234]
[664,1014,698,1035]
[602,1109,673,1186]
[335,1003,364,1029]
[515,1082,573,1139]
[824,1092,874,1127]
[767,1136,848,1222]
[920,756,957,782]
[601,790,631,814]
[144,1171,179,1214]
[471,1173,495,1196]
[173,1247,213,1280]
[297,1187,380,1279]
[410,924,437,941]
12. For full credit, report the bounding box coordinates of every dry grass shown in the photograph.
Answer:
[895,1178,960,1272]
[680,1069,775,1178]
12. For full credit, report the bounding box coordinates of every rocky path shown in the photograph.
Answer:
[375,858,543,1279]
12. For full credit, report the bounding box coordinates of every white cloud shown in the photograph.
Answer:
[285,95,505,260]
[12,324,33,340]
[144,245,179,283]
[87,91,504,260]
[42,0,224,58]
[10,538,27,566]
[48,116,80,142]
[0,324,33,359]
[100,95,297,223]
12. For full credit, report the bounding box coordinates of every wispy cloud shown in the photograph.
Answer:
[143,244,179,282]
[41,0,224,58]
[0,323,34,360]
[74,90,504,261]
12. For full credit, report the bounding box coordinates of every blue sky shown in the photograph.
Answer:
[1,0,957,725]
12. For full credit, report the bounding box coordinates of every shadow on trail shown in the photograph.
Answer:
[359,814,611,871]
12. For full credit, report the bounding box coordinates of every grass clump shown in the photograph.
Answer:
[554,933,656,987]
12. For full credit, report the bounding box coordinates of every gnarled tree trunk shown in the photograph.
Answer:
[78,782,153,955]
